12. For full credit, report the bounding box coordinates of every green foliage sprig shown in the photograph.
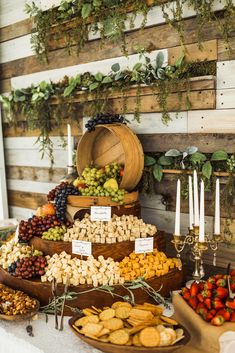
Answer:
[0,53,215,164]
[26,0,235,63]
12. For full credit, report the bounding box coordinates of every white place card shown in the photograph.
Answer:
[72,240,92,256]
[90,206,111,221]
[135,237,154,254]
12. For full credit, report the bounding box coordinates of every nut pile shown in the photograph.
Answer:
[0,284,37,316]
[72,301,184,347]
[119,249,180,281]
[41,252,125,287]
[0,239,33,269]
[63,214,157,243]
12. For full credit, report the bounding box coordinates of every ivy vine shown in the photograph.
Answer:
[25,0,235,63]
[0,52,215,165]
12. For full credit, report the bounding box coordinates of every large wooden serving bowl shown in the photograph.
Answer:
[69,315,190,353]
[0,267,185,316]
[29,231,166,259]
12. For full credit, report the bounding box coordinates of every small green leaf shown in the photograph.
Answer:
[211,150,228,161]
[95,72,103,81]
[156,68,165,80]
[175,55,185,68]
[111,63,120,72]
[102,76,113,84]
[81,3,92,19]
[156,51,164,68]
[133,62,142,71]
[165,149,181,157]
[153,164,163,182]
[144,155,156,166]
[89,82,99,91]
[63,85,75,97]
[158,155,173,166]
[190,152,207,164]
[202,161,212,179]
[39,81,48,90]
[185,146,198,155]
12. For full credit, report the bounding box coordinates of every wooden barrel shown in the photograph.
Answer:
[76,124,144,191]
[29,231,166,260]
[0,266,185,316]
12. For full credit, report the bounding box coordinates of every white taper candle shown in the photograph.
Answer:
[174,179,181,236]
[199,180,205,242]
[189,175,194,230]
[67,124,73,167]
[193,170,199,226]
[214,178,220,235]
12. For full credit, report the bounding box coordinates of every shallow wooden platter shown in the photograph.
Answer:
[29,231,166,259]
[0,267,185,316]
[69,315,190,353]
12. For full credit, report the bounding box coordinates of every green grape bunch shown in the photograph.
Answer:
[227,155,235,173]
[42,225,67,241]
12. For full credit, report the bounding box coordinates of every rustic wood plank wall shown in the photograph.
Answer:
[0,0,234,267]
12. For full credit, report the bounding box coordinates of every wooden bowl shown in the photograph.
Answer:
[69,315,191,353]
[0,299,40,321]
[29,231,166,259]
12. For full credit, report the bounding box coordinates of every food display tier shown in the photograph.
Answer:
[29,231,166,260]
[76,124,144,191]
[0,267,185,316]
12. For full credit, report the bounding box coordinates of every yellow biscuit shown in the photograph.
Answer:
[109,329,129,345]
[139,327,160,347]
[99,308,115,321]
[115,306,131,319]
[102,318,124,331]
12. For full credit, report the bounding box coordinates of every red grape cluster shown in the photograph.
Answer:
[8,255,47,279]
[18,215,68,242]
[47,182,68,201]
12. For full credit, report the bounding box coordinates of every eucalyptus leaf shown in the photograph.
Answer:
[165,149,181,157]
[156,51,164,68]
[153,164,163,182]
[211,150,228,161]
[185,146,198,155]
[95,72,103,82]
[89,82,100,91]
[127,283,143,289]
[81,3,92,19]
[190,152,207,164]
[202,161,212,179]
[144,155,156,166]
[157,68,165,80]
[158,155,173,166]
[102,76,113,83]
[133,62,142,71]
[111,63,120,72]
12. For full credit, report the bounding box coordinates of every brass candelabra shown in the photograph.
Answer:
[172,225,222,282]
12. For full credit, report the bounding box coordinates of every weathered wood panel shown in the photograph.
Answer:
[217,60,235,89]
[188,110,235,133]
[8,190,47,210]
[0,18,32,43]
[1,15,233,80]
[9,206,34,220]
[6,166,66,183]
[0,34,33,64]
[217,89,235,109]
[7,179,58,194]
[138,133,235,153]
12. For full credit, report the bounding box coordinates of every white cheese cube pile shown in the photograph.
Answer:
[41,251,125,287]
[63,214,157,243]
[0,239,32,269]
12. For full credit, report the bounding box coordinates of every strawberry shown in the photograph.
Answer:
[210,309,217,316]
[204,298,212,310]
[216,278,227,288]
[230,312,235,322]
[213,287,228,299]
[212,299,225,310]
[230,277,235,292]
[201,289,212,298]
[211,315,225,326]
[197,293,204,303]
[205,311,215,322]
[208,276,216,285]
[226,299,235,310]
[215,274,224,280]
[198,281,205,291]
[182,287,190,300]
[217,309,231,321]
[198,307,208,320]
[190,282,199,297]
[196,303,206,314]
[230,269,235,277]
[188,296,198,310]
[204,282,215,290]
[120,168,124,177]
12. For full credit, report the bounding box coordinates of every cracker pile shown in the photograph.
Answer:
[63,214,156,243]
[119,249,180,281]
[73,301,184,347]
[41,252,125,287]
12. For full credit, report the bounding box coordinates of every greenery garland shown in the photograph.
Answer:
[142,148,235,243]
[0,52,215,165]
[26,0,235,63]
